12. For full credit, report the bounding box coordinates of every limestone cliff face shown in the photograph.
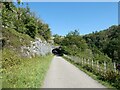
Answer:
[21,38,54,58]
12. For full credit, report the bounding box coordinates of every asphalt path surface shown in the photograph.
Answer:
[42,56,106,88]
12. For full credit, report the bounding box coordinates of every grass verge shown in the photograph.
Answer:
[63,56,118,90]
[2,54,53,88]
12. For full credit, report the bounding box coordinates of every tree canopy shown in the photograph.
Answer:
[2,2,51,40]
[83,25,120,63]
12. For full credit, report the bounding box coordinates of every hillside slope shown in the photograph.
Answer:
[83,25,120,63]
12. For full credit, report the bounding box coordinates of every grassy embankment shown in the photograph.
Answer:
[2,28,53,88]
[2,53,53,88]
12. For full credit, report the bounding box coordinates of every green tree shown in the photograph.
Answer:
[2,1,51,40]
[53,34,63,45]
[60,30,88,55]
[38,23,51,40]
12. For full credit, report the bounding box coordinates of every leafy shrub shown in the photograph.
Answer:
[2,49,21,69]
[104,70,116,83]
[113,74,120,89]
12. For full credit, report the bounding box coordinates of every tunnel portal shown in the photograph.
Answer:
[52,47,63,56]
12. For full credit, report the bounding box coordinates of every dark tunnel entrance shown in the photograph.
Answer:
[52,47,64,56]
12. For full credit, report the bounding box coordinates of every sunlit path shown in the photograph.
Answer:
[42,56,106,88]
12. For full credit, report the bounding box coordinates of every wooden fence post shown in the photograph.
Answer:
[104,61,107,75]
[97,61,99,73]
[74,56,76,63]
[88,59,90,65]
[71,56,74,61]
[84,58,86,65]
[79,57,81,64]
[92,60,94,68]
[82,58,83,66]
[113,62,116,73]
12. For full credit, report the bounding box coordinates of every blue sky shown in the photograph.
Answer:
[24,2,118,36]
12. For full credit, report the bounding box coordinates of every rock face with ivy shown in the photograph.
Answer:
[21,38,53,58]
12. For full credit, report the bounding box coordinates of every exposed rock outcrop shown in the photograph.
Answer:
[21,38,53,58]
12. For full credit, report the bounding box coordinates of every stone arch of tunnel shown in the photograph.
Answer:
[52,47,63,56]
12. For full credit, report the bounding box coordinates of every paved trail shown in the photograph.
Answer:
[42,56,106,88]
